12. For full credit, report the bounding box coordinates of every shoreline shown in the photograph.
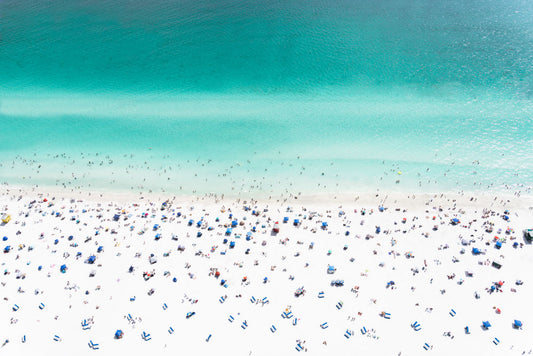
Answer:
[3,182,533,206]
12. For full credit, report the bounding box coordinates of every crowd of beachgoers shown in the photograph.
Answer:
[1,187,532,355]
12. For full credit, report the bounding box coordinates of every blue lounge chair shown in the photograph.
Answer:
[423,343,430,350]
[39,303,45,310]
[336,301,343,310]
[320,322,329,329]
[168,327,174,334]
[141,331,151,341]
[344,329,352,339]
[127,314,134,323]
[284,311,293,319]
[383,312,391,319]
[21,335,26,343]
[130,296,136,301]
[162,303,168,310]
[53,335,61,342]
[81,319,91,330]
[228,315,234,323]
[293,318,298,326]
[88,340,99,349]
[361,327,367,335]
[493,337,500,345]
[219,296,226,303]
[318,291,325,298]
[412,321,421,331]
[270,325,277,333]
[250,296,256,304]
[450,309,456,317]
[262,297,269,304]
[295,343,303,352]
[241,320,248,330]
[12,304,19,311]
[206,334,212,342]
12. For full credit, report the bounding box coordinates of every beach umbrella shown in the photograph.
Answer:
[482,321,491,329]
[514,320,522,328]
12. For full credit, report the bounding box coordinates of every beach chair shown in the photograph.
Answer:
[127,314,134,323]
[206,334,212,342]
[336,301,343,310]
[360,327,367,335]
[21,335,26,343]
[250,296,256,304]
[53,335,61,342]
[285,311,293,319]
[39,303,45,310]
[88,340,99,350]
[141,331,151,341]
[493,337,500,345]
[423,343,430,350]
[168,327,174,334]
[449,309,457,317]
[228,315,235,323]
[262,297,269,305]
[219,296,226,303]
[270,325,277,333]
[320,322,329,329]
[383,312,391,319]
[162,303,168,310]
[318,291,325,298]
[344,329,353,339]
[293,318,298,326]
[12,304,19,311]
[411,321,422,331]
[81,319,91,330]
[295,343,303,352]
[241,320,248,330]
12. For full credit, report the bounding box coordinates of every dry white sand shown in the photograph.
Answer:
[1,187,533,355]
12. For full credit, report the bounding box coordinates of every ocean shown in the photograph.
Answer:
[1,0,532,198]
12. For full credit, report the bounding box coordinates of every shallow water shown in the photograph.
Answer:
[1,0,532,197]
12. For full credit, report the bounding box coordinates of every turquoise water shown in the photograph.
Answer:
[1,0,532,197]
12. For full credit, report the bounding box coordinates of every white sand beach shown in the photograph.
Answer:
[1,187,533,355]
